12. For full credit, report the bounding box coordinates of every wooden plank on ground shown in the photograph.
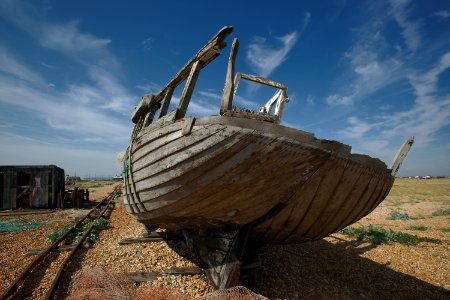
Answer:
[119,232,181,245]
[126,267,205,282]
[26,244,77,256]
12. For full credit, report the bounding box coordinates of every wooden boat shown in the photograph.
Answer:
[123,26,414,288]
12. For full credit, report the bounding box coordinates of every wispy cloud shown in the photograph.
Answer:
[0,0,133,148]
[389,0,422,52]
[0,132,121,176]
[434,10,450,19]
[136,82,162,94]
[339,51,450,155]
[306,95,315,105]
[338,116,375,139]
[325,1,449,170]
[326,1,419,106]
[245,12,310,78]
[246,32,298,78]
[142,37,154,51]
[0,72,130,140]
[380,52,450,146]
[0,47,44,84]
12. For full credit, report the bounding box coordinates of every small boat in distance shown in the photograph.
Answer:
[123,26,414,289]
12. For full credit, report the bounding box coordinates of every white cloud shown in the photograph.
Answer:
[380,52,450,146]
[338,116,375,139]
[0,0,135,142]
[246,31,299,77]
[325,3,411,106]
[136,82,162,94]
[41,21,111,52]
[0,47,44,84]
[326,94,354,106]
[433,10,450,19]
[389,0,422,52]
[142,37,154,50]
[306,95,315,105]
[0,74,131,140]
[0,132,120,176]
[338,51,450,161]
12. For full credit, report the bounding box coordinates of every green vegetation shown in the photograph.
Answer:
[408,225,428,231]
[431,208,450,217]
[386,211,411,220]
[441,227,450,232]
[339,225,441,245]
[47,217,109,244]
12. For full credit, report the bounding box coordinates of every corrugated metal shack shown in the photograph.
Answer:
[0,165,65,210]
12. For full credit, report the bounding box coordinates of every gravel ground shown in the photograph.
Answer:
[0,180,449,299]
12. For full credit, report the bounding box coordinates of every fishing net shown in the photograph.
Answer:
[201,286,268,300]
[68,268,268,300]
[67,267,135,300]
[0,217,52,232]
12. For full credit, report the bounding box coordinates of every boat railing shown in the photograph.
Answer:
[220,37,288,124]
[131,26,289,132]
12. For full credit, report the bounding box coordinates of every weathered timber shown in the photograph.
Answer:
[192,225,252,289]
[157,87,174,119]
[390,136,415,176]
[176,61,202,120]
[119,232,181,245]
[153,26,233,105]
[221,38,239,113]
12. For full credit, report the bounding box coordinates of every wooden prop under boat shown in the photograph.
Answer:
[123,26,414,289]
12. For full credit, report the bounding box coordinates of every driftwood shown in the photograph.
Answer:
[119,232,180,245]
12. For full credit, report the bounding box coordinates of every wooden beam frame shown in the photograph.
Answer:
[175,61,202,120]
[154,26,233,104]
[232,72,289,124]
[221,38,239,114]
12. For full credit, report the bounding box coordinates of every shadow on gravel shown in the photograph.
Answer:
[241,238,449,300]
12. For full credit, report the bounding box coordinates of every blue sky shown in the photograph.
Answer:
[0,0,449,177]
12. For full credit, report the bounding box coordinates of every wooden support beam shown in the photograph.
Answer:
[176,61,201,120]
[153,26,233,104]
[390,136,415,176]
[221,38,239,114]
[234,73,287,91]
[119,232,181,245]
[157,86,174,119]
[192,225,253,290]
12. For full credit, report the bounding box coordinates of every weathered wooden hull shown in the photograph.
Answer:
[123,115,394,244]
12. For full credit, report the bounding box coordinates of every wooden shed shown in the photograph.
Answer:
[0,165,65,210]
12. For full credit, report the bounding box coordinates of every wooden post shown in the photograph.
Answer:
[176,61,202,120]
[158,86,174,119]
[390,136,415,176]
[221,38,239,114]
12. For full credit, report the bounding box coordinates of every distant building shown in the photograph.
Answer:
[65,175,81,184]
[0,165,65,210]
[113,175,123,181]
